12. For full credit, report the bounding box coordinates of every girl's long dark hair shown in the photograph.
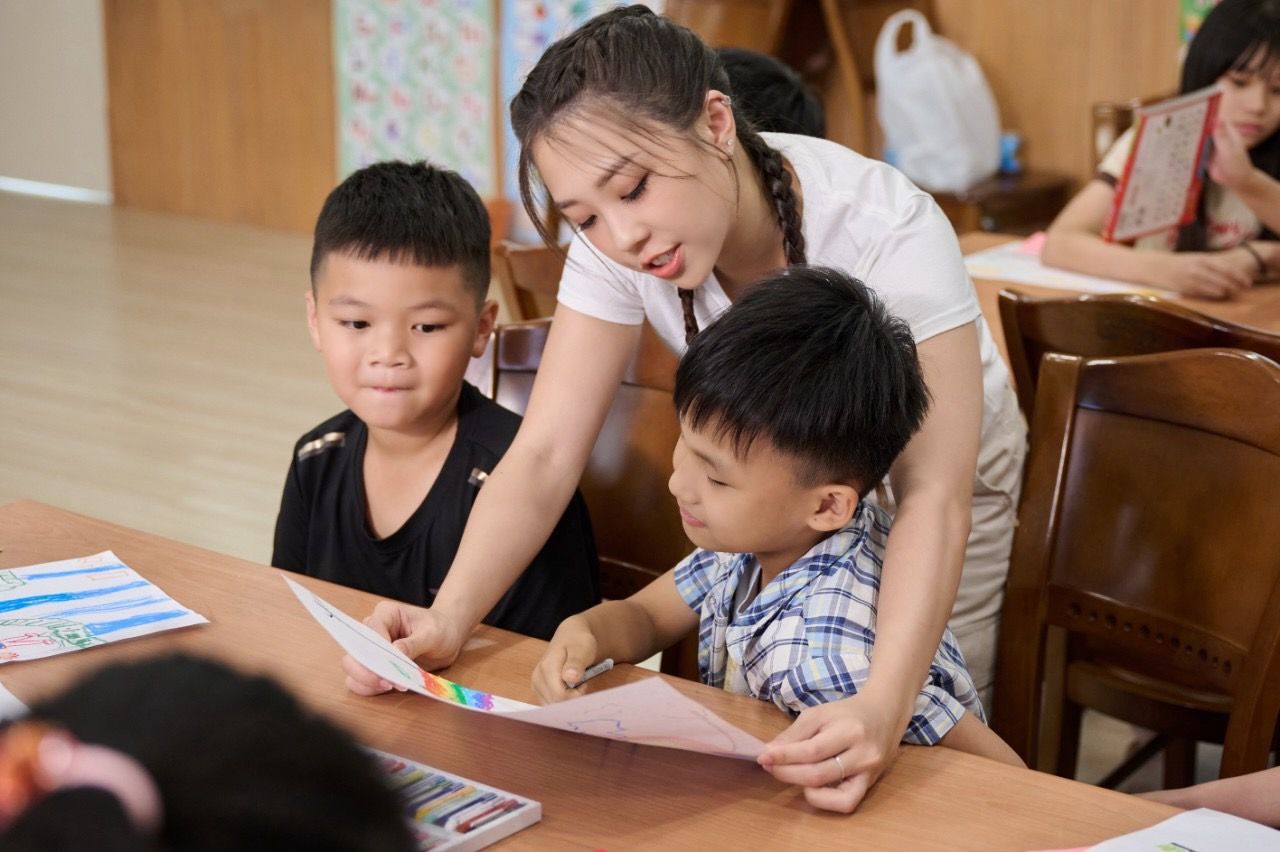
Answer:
[1176,0,1280,250]
[509,4,805,343]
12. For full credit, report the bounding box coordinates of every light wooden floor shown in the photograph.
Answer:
[0,191,336,563]
[0,190,1214,790]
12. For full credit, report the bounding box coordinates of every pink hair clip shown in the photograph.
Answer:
[0,721,162,834]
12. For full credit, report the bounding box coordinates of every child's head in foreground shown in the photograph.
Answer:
[670,267,929,566]
[307,160,496,435]
[0,653,414,851]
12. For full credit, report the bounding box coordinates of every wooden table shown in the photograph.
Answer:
[936,172,1073,236]
[0,500,1178,849]
[962,232,1280,367]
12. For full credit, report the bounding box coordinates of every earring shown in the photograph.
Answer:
[725,138,735,156]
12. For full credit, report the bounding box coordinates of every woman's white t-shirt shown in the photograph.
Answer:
[558,133,1018,461]
[556,132,1025,670]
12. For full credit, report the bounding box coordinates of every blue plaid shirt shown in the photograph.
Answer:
[673,502,984,745]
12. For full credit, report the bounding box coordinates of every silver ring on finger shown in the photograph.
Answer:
[832,753,847,784]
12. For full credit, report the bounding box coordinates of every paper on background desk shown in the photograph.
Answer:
[1038,807,1280,851]
[0,551,207,664]
[964,232,1175,297]
[0,680,27,720]
[286,577,765,759]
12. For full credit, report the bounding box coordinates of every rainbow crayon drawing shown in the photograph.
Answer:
[419,669,497,712]
[285,578,530,713]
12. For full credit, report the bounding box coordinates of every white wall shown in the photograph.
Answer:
[0,1,111,193]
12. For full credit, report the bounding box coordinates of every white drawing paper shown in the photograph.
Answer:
[1089,808,1280,851]
[286,577,765,759]
[965,235,1176,296]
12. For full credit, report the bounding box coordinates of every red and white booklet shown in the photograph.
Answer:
[1102,85,1222,243]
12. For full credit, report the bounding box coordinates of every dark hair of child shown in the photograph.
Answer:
[0,653,415,852]
[310,159,491,306]
[1177,0,1280,249]
[674,266,930,495]
[510,4,806,343]
[716,47,826,138]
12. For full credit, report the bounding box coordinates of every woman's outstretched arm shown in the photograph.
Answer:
[758,322,982,813]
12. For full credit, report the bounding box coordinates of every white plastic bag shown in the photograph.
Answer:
[874,10,1001,193]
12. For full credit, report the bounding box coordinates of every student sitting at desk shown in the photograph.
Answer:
[1042,0,1280,299]
[529,268,1023,807]
[272,160,599,639]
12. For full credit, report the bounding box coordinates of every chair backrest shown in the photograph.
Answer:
[998,289,1280,419]
[664,0,794,53]
[490,319,699,677]
[1090,97,1143,167]
[492,240,566,322]
[993,348,1280,776]
[1090,93,1171,166]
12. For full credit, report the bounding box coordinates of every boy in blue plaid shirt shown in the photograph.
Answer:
[532,266,1021,799]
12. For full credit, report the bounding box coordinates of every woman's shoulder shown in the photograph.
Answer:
[762,133,958,281]
[762,132,937,221]
[556,234,649,322]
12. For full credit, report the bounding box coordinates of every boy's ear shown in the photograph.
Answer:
[702,89,736,158]
[471,299,498,358]
[807,484,860,533]
[305,289,322,352]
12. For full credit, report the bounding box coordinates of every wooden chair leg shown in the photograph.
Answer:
[1054,699,1084,779]
[1163,737,1197,789]
[1097,733,1166,790]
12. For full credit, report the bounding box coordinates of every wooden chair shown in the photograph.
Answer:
[466,240,566,396]
[999,289,1280,420]
[492,240,567,323]
[1090,94,1171,167]
[490,319,701,681]
[992,348,1280,787]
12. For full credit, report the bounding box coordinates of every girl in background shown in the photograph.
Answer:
[1043,0,1280,298]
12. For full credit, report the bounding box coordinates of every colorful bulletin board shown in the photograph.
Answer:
[1180,0,1220,44]
[335,0,498,197]
[499,0,648,240]
[334,0,662,241]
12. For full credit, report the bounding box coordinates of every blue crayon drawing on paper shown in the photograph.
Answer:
[0,551,207,664]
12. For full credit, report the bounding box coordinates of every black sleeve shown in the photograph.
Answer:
[483,490,601,639]
[271,455,309,571]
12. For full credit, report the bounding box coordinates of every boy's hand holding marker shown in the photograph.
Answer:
[531,616,604,704]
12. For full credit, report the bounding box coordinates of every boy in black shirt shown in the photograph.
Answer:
[272,161,599,638]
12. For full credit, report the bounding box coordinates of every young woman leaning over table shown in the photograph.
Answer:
[341,4,1025,813]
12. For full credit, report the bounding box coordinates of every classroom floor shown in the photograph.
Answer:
[0,189,1219,791]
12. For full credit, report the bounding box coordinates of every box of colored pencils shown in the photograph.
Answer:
[371,749,542,850]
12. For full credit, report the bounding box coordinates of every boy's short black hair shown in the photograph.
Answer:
[675,267,929,495]
[310,160,491,306]
[717,47,825,138]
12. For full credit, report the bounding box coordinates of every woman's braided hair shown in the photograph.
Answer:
[510,4,806,344]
